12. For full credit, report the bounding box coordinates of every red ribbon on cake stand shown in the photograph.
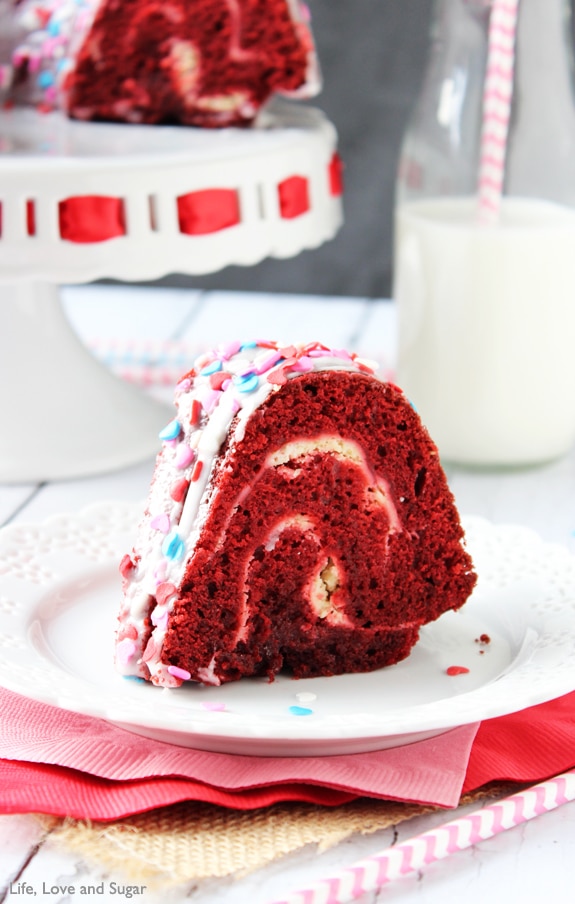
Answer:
[0,100,343,481]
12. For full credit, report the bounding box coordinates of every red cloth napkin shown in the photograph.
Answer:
[1,686,574,821]
[463,689,575,792]
[0,687,476,818]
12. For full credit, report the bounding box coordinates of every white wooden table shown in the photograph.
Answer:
[0,286,574,904]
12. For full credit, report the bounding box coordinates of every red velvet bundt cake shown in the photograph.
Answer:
[116,341,477,688]
[0,0,319,126]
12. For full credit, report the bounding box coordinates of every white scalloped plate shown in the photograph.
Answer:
[1,502,575,755]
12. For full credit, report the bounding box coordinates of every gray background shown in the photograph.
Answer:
[151,0,435,299]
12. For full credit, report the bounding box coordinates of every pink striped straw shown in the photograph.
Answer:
[268,769,575,904]
[477,0,520,223]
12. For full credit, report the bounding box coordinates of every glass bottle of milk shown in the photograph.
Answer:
[393,0,575,467]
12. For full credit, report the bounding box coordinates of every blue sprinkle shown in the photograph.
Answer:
[159,418,181,441]
[289,705,313,716]
[240,341,258,349]
[162,531,185,561]
[47,20,61,36]
[200,359,223,376]
[234,373,259,393]
[123,675,146,683]
[38,70,55,88]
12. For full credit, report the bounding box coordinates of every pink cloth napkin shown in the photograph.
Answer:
[0,687,478,819]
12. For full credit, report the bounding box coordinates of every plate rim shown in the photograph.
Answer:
[1,502,575,753]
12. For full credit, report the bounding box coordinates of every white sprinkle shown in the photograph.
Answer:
[296,692,317,703]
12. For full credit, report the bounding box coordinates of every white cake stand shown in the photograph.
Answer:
[0,100,343,482]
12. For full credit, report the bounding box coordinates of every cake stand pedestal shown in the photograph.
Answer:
[0,101,342,482]
[0,280,173,481]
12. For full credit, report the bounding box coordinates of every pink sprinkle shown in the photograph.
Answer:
[168,665,192,681]
[141,637,157,663]
[219,340,242,360]
[446,665,470,676]
[153,561,168,583]
[331,348,353,361]
[267,366,288,386]
[176,377,192,393]
[201,388,221,414]
[175,444,195,469]
[231,398,241,414]
[119,624,138,641]
[307,348,331,358]
[42,38,58,56]
[200,701,227,712]
[255,351,282,374]
[291,356,314,373]
[156,582,178,605]
[116,638,137,666]
[150,513,170,533]
[151,606,168,629]
[170,477,190,503]
[119,554,136,579]
[209,371,232,391]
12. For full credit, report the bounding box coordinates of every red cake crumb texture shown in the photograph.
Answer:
[115,340,478,688]
[0,0,319,126]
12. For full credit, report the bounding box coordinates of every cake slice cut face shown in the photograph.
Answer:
[116,341,477,687]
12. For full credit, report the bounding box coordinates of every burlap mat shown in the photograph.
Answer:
[36,785,510,889]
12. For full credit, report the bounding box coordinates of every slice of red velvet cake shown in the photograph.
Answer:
[116,341,477,688]
[0,0,319,127]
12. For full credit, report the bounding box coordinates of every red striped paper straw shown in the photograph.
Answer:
[269,769,575,904]
[477,0,520,223]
